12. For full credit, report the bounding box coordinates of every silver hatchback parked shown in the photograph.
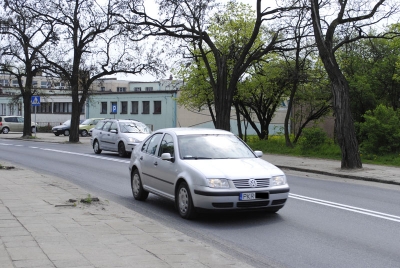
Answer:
[0,116,37,134]
[129,128,290,219]
[90,119,151,157]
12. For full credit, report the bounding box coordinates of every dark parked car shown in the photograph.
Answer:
[52,120,71,136]
[129,128,290,219]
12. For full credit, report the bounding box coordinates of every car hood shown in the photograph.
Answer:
[184,158,283,179]
[122,133,150,141]
[52,124,69,130]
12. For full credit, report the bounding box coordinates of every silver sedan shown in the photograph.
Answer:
[129,128,290,219]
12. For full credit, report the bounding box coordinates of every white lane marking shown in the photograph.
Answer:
[290,193,400,223]
[40,148,130,163]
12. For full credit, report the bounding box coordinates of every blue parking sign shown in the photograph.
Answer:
[112,103,117,113]
[31,96,40,106]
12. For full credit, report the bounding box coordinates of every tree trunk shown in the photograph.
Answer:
[69,85,80,142]
[23,92,32,137]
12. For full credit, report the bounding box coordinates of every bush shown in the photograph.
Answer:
[357,104,400,154]
[299,127,327,152]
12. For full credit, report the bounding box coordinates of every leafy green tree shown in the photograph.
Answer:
[358,104,400,154]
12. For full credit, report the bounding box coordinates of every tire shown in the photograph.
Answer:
[54,133,59,136]
[131,169,149,201]
[31,126,36,133]
[64,130,70,136]
[81,130,88,137]
[118,142,127,157]
[93,140,102,154]
[2,127,9,134]
[176,182,196,219]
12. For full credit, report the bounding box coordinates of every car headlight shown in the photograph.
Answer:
[206,178,230,188]
[271,175,287,186]
[128,137,139,143]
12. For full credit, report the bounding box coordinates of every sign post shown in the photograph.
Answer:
[112,103,117,119]
[31,96,40,137]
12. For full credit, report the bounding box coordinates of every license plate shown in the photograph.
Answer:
[239,192,256,200]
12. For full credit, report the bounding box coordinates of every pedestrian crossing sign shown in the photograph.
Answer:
[31,96,40,106]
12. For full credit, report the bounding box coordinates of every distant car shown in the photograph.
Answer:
[52,120,71,136]
[0,116,37,134]
[79,118,104,137]
[90,119,152,157]
[128,128,290,219]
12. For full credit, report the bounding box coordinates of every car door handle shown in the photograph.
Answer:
[139,156,143,160]
[154,162,158,166]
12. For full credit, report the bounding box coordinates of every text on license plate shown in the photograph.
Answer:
[240,192,256,200]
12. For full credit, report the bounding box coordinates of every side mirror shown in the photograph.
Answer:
[110,129,118,134]
[254,150,263,157]
[161,153,174,162]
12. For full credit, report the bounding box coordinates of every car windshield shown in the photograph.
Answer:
[62,120,71,126]
[80,119,91,125]
[119,122,152,134]
[178,134,256,160]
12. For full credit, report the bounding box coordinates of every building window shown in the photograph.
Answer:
[101,102,107,114]
[13,80,19,87]
[153,101,161,114]
[53,102,72,113]
[41,81,50,88]
[134,87,141,91]
[32,102,52,113]
[0,79,10,87]
[131,101,138,114]
[32,81,38,88]
[142,101,149,114]
[117,87,126,92]
[100,87,105,91]
[111,102,117,114]
[145,87,153,91]
[121,101,127,114]
[55,82,66,89]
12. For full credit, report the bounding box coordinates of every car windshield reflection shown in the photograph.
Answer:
[119,122,152,134]
[178,134,256,160]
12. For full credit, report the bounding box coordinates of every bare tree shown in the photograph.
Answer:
[309,0,400,169]
[0,0,56,137]
[32,0,163,142]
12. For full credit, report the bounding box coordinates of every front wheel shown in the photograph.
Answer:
[93,140,102,154]
[81,130,88,137]
[64,130,70,136]
[31,126,36,133]
[118,142,127,157]
[176,182,196,220]
[131,169,149,201]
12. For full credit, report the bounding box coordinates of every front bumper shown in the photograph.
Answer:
[192,186,290,210]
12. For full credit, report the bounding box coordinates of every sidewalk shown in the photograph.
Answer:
[1,132,400,268]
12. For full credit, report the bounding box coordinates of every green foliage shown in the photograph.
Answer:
[299,127,328,152]
[358,104,400,154]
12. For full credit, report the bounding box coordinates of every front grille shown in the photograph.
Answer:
[212,202,234,208]
[233,178,270,188]
[237,201,270,208]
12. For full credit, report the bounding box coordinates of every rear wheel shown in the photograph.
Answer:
[31,126,36,133]
[64,130,70,136]
[81,130,88,137]
[131,169,149,201]
[118,142,127,157]
[176,182,196,219]
[93,140,102,154]
[2,127,9,134]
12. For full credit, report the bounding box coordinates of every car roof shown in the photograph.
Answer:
[157,127,234,136]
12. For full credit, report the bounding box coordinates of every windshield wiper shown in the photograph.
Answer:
[183,156,212,160]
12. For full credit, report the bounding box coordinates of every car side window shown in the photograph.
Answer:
[102,121,112,131]
[142,133,162,156]
[110,122,118,132]
[95,121,106,130]
[17,117,24,123]
[158,134,174,158]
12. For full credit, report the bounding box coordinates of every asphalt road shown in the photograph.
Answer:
[1,138,400,268]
